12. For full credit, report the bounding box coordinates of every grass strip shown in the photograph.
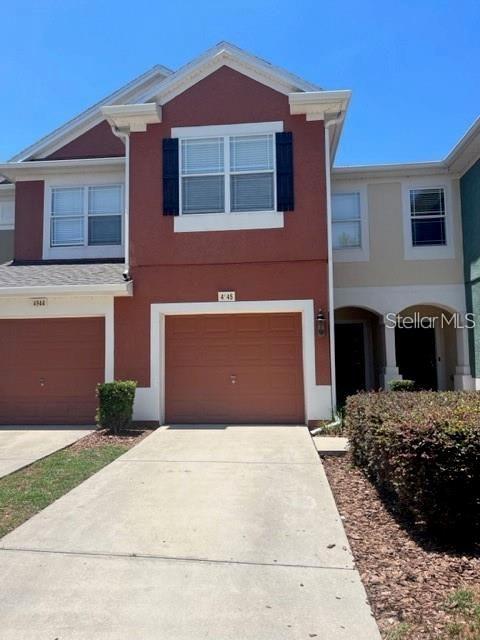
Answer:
[0,443,128,538]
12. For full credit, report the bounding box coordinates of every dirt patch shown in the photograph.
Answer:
[323,455,480,639]
[71,427,155,451]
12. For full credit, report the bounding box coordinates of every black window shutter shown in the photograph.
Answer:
[163,138,179,216]
[275,132,294,211]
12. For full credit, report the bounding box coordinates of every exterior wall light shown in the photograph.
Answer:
[316,309,327,337]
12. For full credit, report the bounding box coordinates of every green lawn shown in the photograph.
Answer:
[0,443,129,538]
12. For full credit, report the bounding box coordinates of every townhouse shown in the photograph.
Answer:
[0,43,477,425]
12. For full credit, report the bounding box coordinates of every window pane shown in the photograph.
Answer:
[88,185,122,214]
[181,138,224,175]
[332,193,361,221]
[51,217,84,246]
[230,173,274,212]
[332,221,361,248]
[410,188,445,216]
[52,188,83,216]
[182,175,224,213]
[88,215,122,246]
[411,218,446,246]
[230,135,273,172]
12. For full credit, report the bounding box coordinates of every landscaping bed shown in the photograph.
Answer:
[0,427,153,539]
[324,454,480,639]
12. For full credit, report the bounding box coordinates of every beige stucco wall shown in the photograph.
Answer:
[332,177,464,288]
[0,230,14,264]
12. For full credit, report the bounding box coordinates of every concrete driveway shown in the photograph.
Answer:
[0,426,94,479]
[0,425,380,639]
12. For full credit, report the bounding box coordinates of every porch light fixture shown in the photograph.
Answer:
[316,309,327,337]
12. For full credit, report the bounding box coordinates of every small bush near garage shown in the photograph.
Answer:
[345,391,480,544]
[389,379,415,392]
[96,380,137,435]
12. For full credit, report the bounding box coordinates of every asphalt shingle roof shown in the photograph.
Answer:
[0,262,126,288]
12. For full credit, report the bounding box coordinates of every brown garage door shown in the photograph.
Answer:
[0,318,104,425]
[165,313,304,424]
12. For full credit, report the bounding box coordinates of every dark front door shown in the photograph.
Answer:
[395,327,437,390]
[335,323,366,406]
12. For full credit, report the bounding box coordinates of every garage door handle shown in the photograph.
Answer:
[40,378,45,387]
[230,374,237,384]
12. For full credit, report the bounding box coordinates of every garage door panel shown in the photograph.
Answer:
[165,313,304,424]
[0,318,104,425]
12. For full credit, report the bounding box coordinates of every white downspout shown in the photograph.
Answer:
[111,128,130,278]
[323,115,344,419]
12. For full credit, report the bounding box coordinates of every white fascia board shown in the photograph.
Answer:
[9,65,172,162]
[333,161,448,180]
[0,281,133,298]
[289,90,351,120]
[137,41,321,105]
[102,103,162,133]
[0,156,125,182]
[444,116,480,175]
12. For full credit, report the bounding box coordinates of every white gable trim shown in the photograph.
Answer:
[136,41,320,106]
[10,65,172,162]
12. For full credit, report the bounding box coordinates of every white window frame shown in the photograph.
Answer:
[43,173,125,260]
[0,199,14,230]
[172,122,284,233]
[332,183,369,262]
[401,177,454,260]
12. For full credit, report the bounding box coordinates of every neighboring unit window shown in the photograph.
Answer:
[332,192,361,249]
[180,133,275,215]
[50,185,123,247]
[51,187,84,246]
[409,187,446,246]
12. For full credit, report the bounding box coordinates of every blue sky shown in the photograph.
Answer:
[2,0,479,165]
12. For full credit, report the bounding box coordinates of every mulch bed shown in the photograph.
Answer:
[323,454,480,639]
[71,426,155,451]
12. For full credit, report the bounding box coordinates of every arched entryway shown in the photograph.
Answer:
[334,307,384,406]
[394,304,464,390]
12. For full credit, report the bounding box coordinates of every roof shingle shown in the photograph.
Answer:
[0,262,126,289]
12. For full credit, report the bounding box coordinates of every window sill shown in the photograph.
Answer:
[43,245,124,260]
[403,244,455,261]
[173,211,284,233]
[333,247,369,262]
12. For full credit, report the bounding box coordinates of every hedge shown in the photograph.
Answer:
[345,391,480,543]
[96,380,137,435]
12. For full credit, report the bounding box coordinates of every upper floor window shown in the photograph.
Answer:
[409,187,446,246]
[51,185,123,248]
[169,122,288,233]
[180,134,275,215]
[43,178,124,260]
[401,180,454,261]
[332,192,361,249]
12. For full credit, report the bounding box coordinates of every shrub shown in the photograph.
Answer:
[389,379,415,392]
[96,380,137,435]
[345,391,480,543]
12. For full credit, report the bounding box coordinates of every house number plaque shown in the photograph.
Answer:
[218,291,235,302]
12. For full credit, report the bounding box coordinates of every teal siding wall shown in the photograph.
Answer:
[460,158,480,378]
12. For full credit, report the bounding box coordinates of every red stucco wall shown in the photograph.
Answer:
[115,67,330,388]
[14,180,44,261]
[46,120,125,160]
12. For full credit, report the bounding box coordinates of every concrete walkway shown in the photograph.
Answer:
[0,426,94,479]
[0,425,380,639]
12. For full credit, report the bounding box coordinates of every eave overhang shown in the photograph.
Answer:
[0,281,133,298]
[102,103,162,134]
[289,90,351,162]
[0,157,125,182]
